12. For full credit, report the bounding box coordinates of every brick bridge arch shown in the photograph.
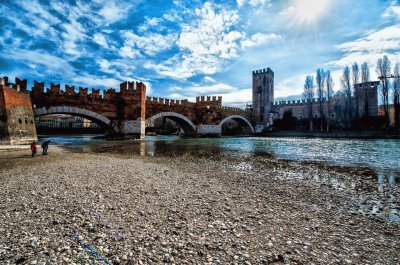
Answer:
[219,115,255,134]
[146,112,197,135]
[33,106,118,133]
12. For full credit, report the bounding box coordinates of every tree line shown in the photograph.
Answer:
[298,55,400,132]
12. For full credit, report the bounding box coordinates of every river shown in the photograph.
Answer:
[39,134,400,173]
[39,134,400,222]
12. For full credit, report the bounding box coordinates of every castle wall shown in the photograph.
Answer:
[272,81,379,123]
[0,81,37,145]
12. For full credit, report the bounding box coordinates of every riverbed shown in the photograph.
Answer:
[0,136,399,264]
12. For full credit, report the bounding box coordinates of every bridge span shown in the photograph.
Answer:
[5,77,255,139]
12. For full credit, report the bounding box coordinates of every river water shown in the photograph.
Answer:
[40,135,400,173]
[39,134,400,222]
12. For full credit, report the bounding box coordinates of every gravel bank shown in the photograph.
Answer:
[0,146,399,264]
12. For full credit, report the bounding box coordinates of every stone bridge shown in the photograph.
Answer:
[145,95,254,136]
[13,77,254,138]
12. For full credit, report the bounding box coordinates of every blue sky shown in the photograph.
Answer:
[0,0,399,107]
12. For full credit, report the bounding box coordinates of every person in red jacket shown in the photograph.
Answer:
[30,141,37,157]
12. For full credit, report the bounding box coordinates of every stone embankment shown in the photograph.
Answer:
[0,147,399,264]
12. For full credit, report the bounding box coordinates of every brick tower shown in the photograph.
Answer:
[0,76,37,144]
[252,68,274,124]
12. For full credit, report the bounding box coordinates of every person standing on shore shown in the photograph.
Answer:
[30,141,37,157]
[41,140,51,155]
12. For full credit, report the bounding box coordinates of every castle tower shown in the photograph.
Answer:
[1,77,37,144]
[252,68,274,124]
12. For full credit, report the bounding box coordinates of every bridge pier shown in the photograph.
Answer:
[118,119,145,139]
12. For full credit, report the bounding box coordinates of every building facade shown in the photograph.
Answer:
[273,81,379,121]
[36,115,100,129]
[251,68,379,127]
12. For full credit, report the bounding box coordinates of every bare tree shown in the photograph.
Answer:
[341,66,352,127]
[333,90,347,128]
[325,70,334,131]
[361,62,370,122]
[303,75,315,131]
[316,68,325,131]
[393,63,400,129]
[376,55,391,124]
[352,63,360,121]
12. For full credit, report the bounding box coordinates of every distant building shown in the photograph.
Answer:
[379,104,397,125]
[272,81,379,121]
[251,68,380,128]
[36,115,100,129]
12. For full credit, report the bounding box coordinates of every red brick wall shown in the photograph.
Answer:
[0,85,37,144]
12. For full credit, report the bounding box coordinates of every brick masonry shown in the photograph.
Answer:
[0,82,37,144]
[1,76,255,140]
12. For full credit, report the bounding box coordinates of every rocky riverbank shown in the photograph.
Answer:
[0,146,399,264]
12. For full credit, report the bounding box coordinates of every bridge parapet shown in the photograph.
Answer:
[30,79,146,103]
[146,96,195,107]
[196,95,222,107]
[221,106,252,121]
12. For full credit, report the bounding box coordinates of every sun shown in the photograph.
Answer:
[292,0,331,24]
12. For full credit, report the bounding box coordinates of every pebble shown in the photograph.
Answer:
[0,147,399,264]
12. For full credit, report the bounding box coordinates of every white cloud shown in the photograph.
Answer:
[73,76,121,89]
[177,2,241,58]
[203,76,216,83]
[237,0,270,8]
[328,24,400,82]
[382,0,400,19]
[93,33,110,49]
[144,53,222,79]
[279,6,294,16]
[336,25,400,53]
[216,88,252,107]
[147,2,243,79]
[138,17,164,32]
[62,20,87,55]
[119,46,140,58]
[120,31,177,58]
[4,49,76,79]
[99,1,130,23]
[241,33,281,48]
[275,74,310,98]
[180,83,238,96]
[144,2,280,80]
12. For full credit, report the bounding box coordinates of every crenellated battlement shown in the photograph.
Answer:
[252,68,274,75]
[6,76,147,104]
[15,78,28,92]
[146,96,194,107]
[65,85,76,95]
[195,95,222,104]
[273,98,322,107]
[119,81,146,96]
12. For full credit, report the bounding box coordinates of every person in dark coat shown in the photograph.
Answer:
[30,141,37,157]
[41,140,51,155]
